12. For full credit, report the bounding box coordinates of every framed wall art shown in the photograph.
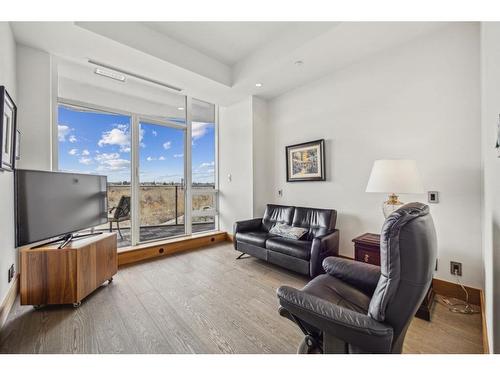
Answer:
[0,86,17,171]
[285,139,325,182]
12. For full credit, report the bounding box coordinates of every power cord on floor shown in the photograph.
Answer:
[438,270,480,314]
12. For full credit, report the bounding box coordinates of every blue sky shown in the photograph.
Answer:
[58,105,215,184]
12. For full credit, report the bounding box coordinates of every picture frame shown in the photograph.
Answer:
[285,139,325,182]
[0,86,17,171]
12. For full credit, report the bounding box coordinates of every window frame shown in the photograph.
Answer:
[54,97,219,246]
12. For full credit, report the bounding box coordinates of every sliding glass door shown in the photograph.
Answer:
[137,119,186,242]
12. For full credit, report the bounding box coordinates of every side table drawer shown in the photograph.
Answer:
[355,248,380,266]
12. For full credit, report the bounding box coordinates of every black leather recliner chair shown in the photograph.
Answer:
[277,202,437,354]
[233,204,339,278]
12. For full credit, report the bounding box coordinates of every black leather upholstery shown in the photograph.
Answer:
[266,237,312,260]
[277,202,437,354]
[233,204,339,277]
[292,206,337,240]
[235,231,275,248]
[262,204,295,232]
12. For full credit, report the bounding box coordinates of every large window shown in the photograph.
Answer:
[57,98,217,248]
[191,99,217,233]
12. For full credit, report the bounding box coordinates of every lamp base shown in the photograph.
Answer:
[382,194,404,218]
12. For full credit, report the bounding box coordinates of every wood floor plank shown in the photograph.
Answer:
[0,242,484,354]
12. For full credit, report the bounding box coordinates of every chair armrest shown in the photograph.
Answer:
[277,286,393,353]
[322,257,380,296]
[310,230,339,277]
[108,206,116,214]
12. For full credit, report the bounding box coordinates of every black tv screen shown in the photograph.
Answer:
[15,169,108,247]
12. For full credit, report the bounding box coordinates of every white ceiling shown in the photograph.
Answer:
[141,22,298,66]
[11,22,451,106]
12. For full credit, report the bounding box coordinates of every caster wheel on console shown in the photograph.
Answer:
[73,301,82,308]
[108,277,113,284]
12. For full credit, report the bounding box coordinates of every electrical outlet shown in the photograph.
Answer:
[450,261,462,277]
[7,264,14,283]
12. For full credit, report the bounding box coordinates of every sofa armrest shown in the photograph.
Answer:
[322,257,380,296]
[233,218,263,247]
[310,230,339,277]
[277,286,393,353]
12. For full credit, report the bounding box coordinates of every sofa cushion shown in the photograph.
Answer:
[302,274,371,314]
[266,237,312,260]
[262,204,295,232]
[292,206,337,240]
[269,223,308,240]
[235,230,276,248]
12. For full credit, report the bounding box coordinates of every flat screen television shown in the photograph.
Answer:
[15,169,108,247]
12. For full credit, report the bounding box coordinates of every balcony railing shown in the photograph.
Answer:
[99,184,217,247]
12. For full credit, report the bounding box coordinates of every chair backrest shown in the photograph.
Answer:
[367,202,437,353]
[292,206,337,240]
[262,204,295,231]
[114,196,131,220]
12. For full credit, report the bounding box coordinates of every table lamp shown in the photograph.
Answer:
[366,159,424,218]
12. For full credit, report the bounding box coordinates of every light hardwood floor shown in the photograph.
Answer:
[0,242,483,354]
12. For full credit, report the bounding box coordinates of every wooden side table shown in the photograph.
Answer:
[352,232,435,321]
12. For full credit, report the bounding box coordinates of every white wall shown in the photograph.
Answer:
[480,22,500,353]
[256,23,482,287]
[0,22,17,306]
[16,44,54,170]
[219,97,253,233]
[252,97,269,217]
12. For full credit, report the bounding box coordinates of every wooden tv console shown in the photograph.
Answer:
[20,232,117,308]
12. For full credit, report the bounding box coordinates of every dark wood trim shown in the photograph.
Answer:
[0,273,19,330]
[480,290,489,354]
[118,231,227,267]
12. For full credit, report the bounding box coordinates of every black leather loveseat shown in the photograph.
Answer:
[233,204,339,277]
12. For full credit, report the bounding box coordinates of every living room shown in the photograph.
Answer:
[1,1,499,373]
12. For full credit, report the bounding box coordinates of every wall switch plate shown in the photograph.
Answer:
[8,264,14,283]
[450,261,462,276]
[428,191,439,203]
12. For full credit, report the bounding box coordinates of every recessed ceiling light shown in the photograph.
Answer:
[94,67,126,82]
[295,60,304,66]
[255,83,263,87]
[177,107,185,111]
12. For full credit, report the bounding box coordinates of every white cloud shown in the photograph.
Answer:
[163,141,172,150]
[96,158,130,172]
[152,130,157,136]
[94,152,130,172]
[68,148,78,156]
[192,122,213,140]
[200,161,215,168]
[78,157,93,165]
[158,156,165,161]
[81,149,90,156]
[69,135,77,143]
[98,126,131,152]
[95,152,120,162]
[173,153,183,158]
[146,156,155,162]
[58,125,71,141]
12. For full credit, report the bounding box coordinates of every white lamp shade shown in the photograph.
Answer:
[366,159,424,194]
